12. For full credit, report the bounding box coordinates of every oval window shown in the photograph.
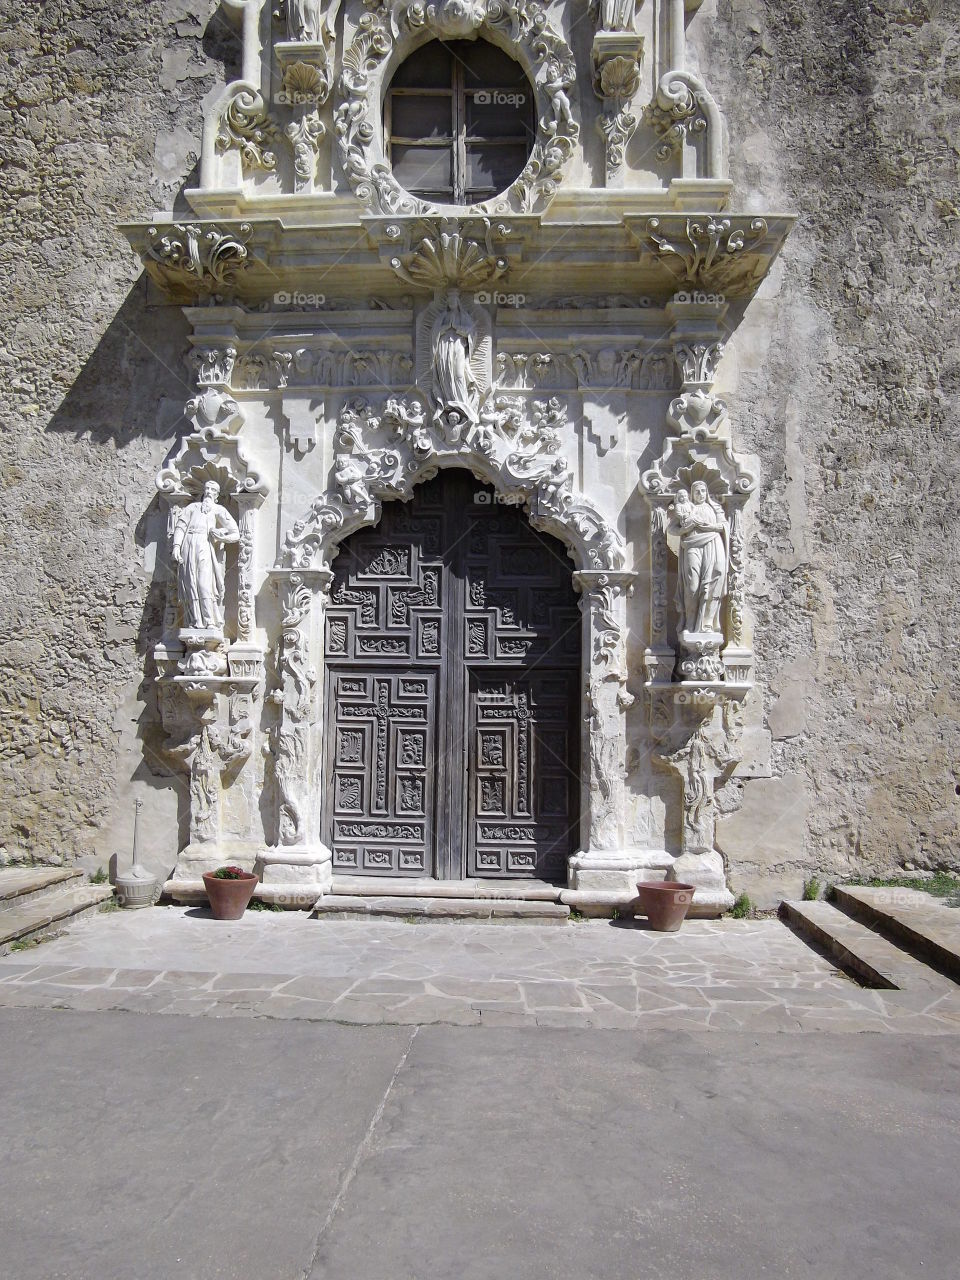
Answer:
[385,40,535,205]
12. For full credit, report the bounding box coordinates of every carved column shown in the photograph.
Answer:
[262,570,332,889]
[654,694,742,910]
[568,570,664,894]
[640,289,756,913]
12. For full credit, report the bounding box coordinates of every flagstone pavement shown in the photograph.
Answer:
[2,905,960,1033]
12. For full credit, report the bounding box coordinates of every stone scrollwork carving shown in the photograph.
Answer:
[141,222,254,299]
[278,392,625,576]
[335,0,579,215]
[216,85,281,173]
[646,72,708,162]
[639,217,769,294]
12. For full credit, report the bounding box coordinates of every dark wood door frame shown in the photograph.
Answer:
[322,471,581,880]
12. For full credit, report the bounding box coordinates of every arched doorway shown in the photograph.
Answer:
[322,470,581,880]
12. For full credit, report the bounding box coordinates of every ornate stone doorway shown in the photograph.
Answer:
[322,471,581,881]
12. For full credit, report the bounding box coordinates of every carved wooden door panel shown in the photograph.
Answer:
[323,486,448,877]
[323,472,581,879]
[463,497,582,880]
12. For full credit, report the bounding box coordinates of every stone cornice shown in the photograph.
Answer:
[121,209,795,304]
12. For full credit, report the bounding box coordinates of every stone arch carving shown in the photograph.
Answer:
[335,0,580,216]
[277,393,624,574]
[269,392,636,881]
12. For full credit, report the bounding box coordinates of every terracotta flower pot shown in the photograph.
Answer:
[636,881,696,932]
[202,870,259,921]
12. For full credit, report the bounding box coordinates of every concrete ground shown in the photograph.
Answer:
[2,910,960,1278]
[1,1008,959,1280]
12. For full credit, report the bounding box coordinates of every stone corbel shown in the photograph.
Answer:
[279,392,322,454]
[274,8,338,193]
[133,222,255,301]
[591,7,644,188]
[665,290,729,439]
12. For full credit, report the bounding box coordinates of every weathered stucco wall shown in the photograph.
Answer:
[1,0,957,901]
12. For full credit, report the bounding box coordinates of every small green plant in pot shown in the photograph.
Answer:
[202,865,259,920]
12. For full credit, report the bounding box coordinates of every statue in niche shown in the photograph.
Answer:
[670,481,728,635]
[172,480,240,631]
[285,0,323,42]
[431,290,480,423]
[594,0,636,32]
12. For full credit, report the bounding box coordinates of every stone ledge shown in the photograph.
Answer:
[0,867,83,908]
[0,885,114,952]
[312,895,571,923]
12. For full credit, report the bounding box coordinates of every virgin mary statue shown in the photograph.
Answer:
[431,291,480,421]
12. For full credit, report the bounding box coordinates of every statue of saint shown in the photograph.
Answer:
[431,291,480,421]
[286,0,323,42]
[596,0,636,32]
[172,481,240,631]
[671,480,728,634]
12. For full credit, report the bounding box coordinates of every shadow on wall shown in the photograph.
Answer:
[42,275,197,871]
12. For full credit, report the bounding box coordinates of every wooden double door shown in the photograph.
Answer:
[322,472,582,880]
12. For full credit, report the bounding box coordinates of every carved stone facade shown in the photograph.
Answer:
[115,0,796,910]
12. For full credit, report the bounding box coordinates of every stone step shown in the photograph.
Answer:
[779,900,944,989]
[0,884,115,952]
[329,877,563,902]
[0,867,83,913]
[314,894,571,923]
[832,885,960,985]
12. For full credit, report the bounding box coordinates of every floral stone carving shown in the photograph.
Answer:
[335,0,579,215]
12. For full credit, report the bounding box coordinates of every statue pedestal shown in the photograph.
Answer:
[179,629,228,677]
[257,844,333,890]
[567,848,673,894]
[678,629,723,682]
[669,850,734,917]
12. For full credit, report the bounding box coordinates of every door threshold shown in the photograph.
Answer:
[329,876,564,902]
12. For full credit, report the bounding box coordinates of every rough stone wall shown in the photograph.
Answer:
[700,0,960,901]
[0,1,227,877]
[1,0,957,898]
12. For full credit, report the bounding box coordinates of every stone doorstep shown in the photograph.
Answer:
[833,885,960,985]
[779,900,947,991]
[0,884,115,952]
[312,895,571,923]
[330,877,563,902]
[0,867,83,911]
